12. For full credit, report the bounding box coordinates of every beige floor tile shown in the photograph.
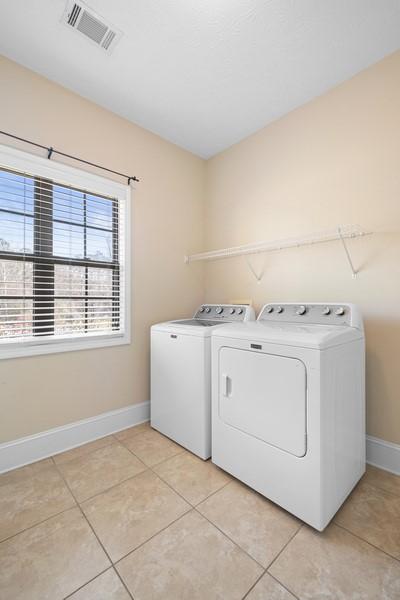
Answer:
[68,568,131,599]
[82,470,190,562]
[117,510,263,600]
[121,428,184,466]
[198,480,299,567]
[114,421,151,442]
[57,443,147,502]
[334,481,400,559]
[0,507,110,600]
[0,463,75,542]
[0,458,53,486]
[53,435,115,465]
[246,573,296,600]
[363,465,400,496]
[269,523,400,599]
[153,452,231,505]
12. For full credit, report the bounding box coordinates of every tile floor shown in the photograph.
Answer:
[0,422,399,600]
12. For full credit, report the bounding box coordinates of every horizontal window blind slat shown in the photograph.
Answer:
[0,329,121,340]
[0,217,119,238]
[0,172,117,201]
[1,315,123,323]
[0,163,125,347]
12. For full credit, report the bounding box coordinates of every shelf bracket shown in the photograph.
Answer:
[245,256,264,284]
[337,227,357,278]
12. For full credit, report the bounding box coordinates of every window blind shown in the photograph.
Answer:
[0,166,126,345]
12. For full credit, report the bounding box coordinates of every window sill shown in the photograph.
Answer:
[0,332,131,360]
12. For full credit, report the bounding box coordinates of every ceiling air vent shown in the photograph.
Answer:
[62,1,122,52]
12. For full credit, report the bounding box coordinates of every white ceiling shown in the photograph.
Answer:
[0,1,399,158]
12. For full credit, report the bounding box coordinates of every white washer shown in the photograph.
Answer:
[151,304,255,459]
[211,303,365,530]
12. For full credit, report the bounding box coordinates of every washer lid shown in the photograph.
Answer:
[151,319,229,337]
[212,321,363,349]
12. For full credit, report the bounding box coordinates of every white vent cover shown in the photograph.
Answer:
[62,1,122,52]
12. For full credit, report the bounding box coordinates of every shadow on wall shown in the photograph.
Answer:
[365,317,400,444]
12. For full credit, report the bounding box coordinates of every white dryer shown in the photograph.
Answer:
[211,303,365,530]
[151,304,255,459]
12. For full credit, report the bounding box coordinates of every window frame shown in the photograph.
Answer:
[0,144,131,359]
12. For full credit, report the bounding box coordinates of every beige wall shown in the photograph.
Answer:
[0,56,205,442]
[204,50,400,445]
[1,50,399,447]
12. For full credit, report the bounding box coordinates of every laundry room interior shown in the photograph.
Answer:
[0,2,399,599]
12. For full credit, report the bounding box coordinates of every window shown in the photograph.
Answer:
[0,145,130,358]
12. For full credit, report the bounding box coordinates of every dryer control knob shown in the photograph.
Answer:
[216,307,224,314]
[199,307,205,312]
[266,306,274,313]
[237,307,243,315]
[276,306,283,313]
[322,306,331,315]
[229,308,236,314]
[335,307,345,316]
[296,305,307,315]
[205,307,211,313]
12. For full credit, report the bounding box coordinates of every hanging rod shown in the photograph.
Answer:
[184,225,372,264]
[0,130,139,185]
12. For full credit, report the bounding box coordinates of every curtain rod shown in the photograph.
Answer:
[0,130,139,184]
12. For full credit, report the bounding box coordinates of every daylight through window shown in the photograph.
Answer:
[0,164,127,352]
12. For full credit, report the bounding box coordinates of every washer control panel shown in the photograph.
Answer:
[194,304,254,322]
[258,303,354,326]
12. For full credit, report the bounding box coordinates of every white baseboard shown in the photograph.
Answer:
[0,401,150,474]
[1,414,398,477]
[366,435,400,476]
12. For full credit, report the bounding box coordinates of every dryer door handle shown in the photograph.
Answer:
[222,374,232,397]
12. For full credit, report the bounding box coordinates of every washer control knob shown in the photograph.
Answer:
[276,306,283,313]
[205,307,211,313]
[229,308,236,315]
[236,307,243,315]
[335,307,345,316]
[216,307,224,314]
[199,307,205,313]
[266,306,274,313]
[322,306,331,315]
[296,305,307,316]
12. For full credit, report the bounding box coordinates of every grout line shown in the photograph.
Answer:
[62,566,114,599]
[0,457,80,545]
[267,572,301,600]
[266,523,304,572]
[71,465,149,505]
[52,435,117,466]
[113,565,136,600]
[130,445,274,573]
[56,447,192,597]
[193,504,266,571]
[0,502,77,546]
[240,570,267,600]
[113,508,194,568]
[333,522,400,564]
[128,438,302,576]
[145,448,234,511]
[119,438,186,468]
[193,479,233,506]
[9,427,387,599]
[51,457,130,596]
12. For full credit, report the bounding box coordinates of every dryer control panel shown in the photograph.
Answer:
[258,303,362,329]
[194,304,255,322]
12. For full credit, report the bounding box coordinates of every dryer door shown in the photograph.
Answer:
[218,347,307,457]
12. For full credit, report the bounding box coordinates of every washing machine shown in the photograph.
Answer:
[211,303,365,530]
[151,304,255,459]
